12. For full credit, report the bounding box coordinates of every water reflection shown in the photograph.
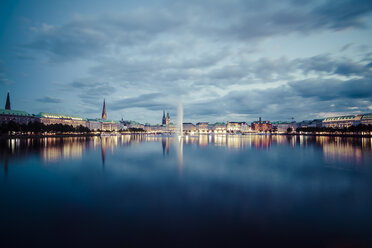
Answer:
[1,134,372,247]
[176,137,183,174]
[1,135,372,175]
[162,137,170,156]
[101,137,106,167]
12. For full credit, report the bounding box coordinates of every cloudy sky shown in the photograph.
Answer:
[0,0,372,124]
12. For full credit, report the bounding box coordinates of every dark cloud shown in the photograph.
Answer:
[8,0,372,122]
[340,43,354,52]
[0,61,12,85]
[111,93,167,111]
[69,81,116,102]
[289,77,372,100]
[25,0,372,62]
[36,96,62,103]
[311,0,372,30]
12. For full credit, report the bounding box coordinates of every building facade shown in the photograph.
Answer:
[361,113,372,125]
[183,123,196,134]
[0,109,35,124]
[196,122,209,133]
[322,115,362,128]
[212,123,227,134]
[271,121,296,133]
[226,121,250,133]
[36,112,87,127]
[251,117,272,132]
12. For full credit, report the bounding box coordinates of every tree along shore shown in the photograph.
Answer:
[294,124,372,135]
[0,121,146,138]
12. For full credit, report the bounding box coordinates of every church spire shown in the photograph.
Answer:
[5,91,11,110]
[102,99,107,120]
[162,110,166,125]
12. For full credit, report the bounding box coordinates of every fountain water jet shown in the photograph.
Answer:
[177,100,183,137]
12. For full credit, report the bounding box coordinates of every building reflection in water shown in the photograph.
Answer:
[101,137,106,167]
[1,134,372,175]
[198,135,209,147]
[317,136,364,170]
[162,137,170,156]
[214,135,226,146]
[40,137,85,163]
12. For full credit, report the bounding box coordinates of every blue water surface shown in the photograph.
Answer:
[1,135,372,247]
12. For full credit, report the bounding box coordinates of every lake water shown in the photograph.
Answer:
[1,135,372,247]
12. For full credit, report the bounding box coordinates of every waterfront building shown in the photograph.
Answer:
[86,119,102,130]
[86,99,117,131]
[144,124,168,133]
[196,122,209,134]
[36,112,87,127]
[361,113,372,125]
[183,123,196,134]
[322,115,362,128]
[296,119,323,129]
[0,109,35,124]
[251,117,272,132]
[0,92,35,124]
[226,121,250,133]
[271,121,296,133]
[212,122,227,134]
[101,120,117,131]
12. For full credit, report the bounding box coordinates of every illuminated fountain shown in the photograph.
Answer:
[177,100,183,137]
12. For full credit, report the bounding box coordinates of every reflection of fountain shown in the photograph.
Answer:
[176,138,183,175]
[177,100,183,137]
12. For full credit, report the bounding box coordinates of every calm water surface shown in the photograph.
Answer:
[1,135,372,247]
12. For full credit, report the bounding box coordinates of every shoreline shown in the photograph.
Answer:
[1,132,372,139]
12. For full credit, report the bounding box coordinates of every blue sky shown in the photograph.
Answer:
[0,0,372,124]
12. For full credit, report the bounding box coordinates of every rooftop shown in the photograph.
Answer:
[362,113,372,120]
[0,109,32,117]
[36,112,84,121]
[271,121,292,124]
[323,115,357,122]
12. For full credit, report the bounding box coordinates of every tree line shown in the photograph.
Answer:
[296,124,372,133]
[0,121,90,134]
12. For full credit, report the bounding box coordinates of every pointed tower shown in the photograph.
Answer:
[162,110,166,125]
[166,112,170,125]
[102,99,107,120]
[5,91,11,110]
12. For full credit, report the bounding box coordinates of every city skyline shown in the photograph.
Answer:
[1,0,372,124]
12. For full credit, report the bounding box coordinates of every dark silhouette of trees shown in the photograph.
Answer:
[0,121,91,134]
[296,124,372,133]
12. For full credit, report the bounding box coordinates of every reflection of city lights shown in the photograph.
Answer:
[323,139,363,167]
[40,137,86,163]
[214,135,226,146]
[2,134,371,173]
[198,135,208,147]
